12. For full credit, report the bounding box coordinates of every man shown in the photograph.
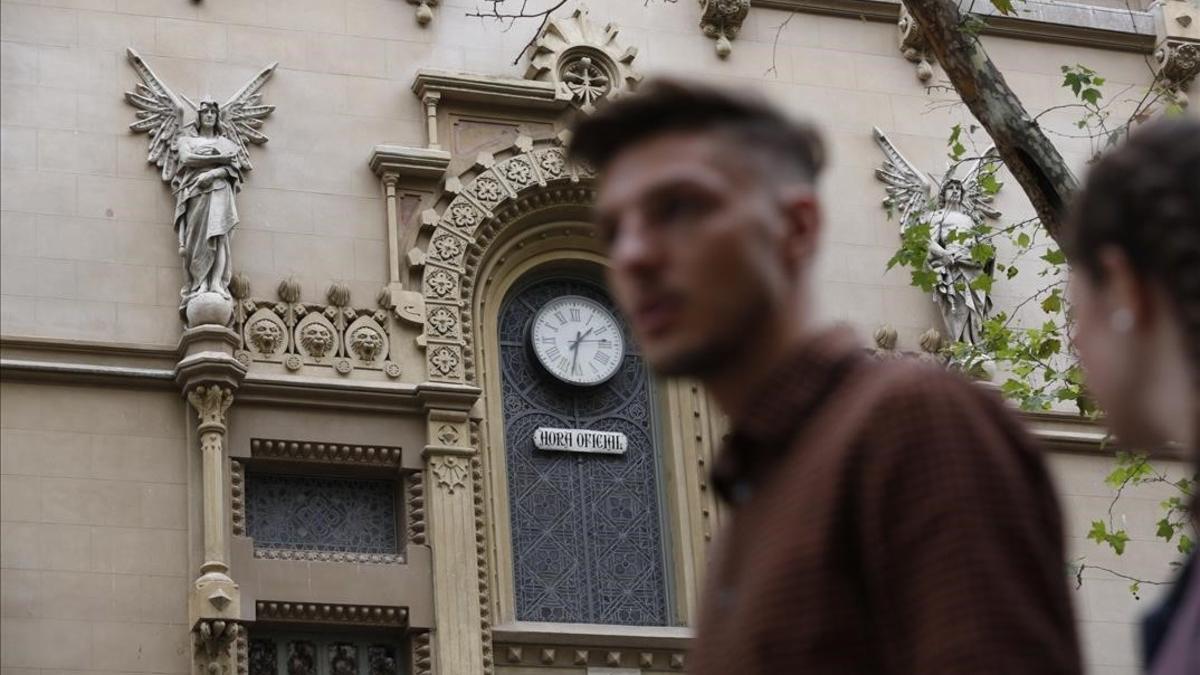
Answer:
[569,80,1081,674]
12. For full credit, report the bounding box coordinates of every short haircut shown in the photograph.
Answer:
[568,78,826,185]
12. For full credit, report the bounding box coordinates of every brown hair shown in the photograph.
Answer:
[568,78,826,184]
[1065,116,1200,452]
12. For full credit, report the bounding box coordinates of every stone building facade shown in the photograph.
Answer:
[1,1,1197,674]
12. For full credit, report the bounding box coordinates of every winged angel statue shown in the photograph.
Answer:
[873,127,1002,346]
[125,48,276,317]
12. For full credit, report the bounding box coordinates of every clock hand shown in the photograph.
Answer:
[570,330,582,374]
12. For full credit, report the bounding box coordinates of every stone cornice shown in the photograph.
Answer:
[412,69,573,110]
[756,0,1156,52]
[369,145,452,181]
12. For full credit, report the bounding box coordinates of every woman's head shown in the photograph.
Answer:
[1066,117,1200,452]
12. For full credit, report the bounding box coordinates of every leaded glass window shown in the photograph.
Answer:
[499,276,672,626]
[248,633,404,675]
[245,474,399,555]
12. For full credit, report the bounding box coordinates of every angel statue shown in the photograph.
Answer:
[873,127,1002,347]
[124,48,276,321]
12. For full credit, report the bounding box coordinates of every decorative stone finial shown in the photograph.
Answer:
[326,281,351,308]
[276,276,301,303]
[409,0,437,25]
[700,0,750,59]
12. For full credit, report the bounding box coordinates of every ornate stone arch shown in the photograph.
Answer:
[410,135,598,384]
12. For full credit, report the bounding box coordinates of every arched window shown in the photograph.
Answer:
[497,274,672,626]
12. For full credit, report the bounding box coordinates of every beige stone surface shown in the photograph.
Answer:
[0,1,1192,671]
[1047,452,1193,675]
[0,381,190,671]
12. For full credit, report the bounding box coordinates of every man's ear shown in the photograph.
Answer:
[1097,247,1154,327]
[780,188,822,267]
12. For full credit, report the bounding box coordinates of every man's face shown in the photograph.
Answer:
[595,131,811,376]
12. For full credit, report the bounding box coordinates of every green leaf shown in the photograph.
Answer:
[1041,248,1067,265]
[1041,290,1062,313]
[1081,88,1102,105]
[1180,535,1195,555]
[970,274,994,293]
[1156,518,1177,541]
[912,268,938,292]
[990,0,1016,14]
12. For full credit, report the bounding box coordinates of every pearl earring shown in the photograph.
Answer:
[1110,308,1134,333]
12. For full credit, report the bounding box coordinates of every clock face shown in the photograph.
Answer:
[530,295,626,385]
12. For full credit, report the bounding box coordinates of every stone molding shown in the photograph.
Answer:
[495,643,687,670]
[249,438,406,466]
[408,134,595,386]
[251,548,405,565]
[412,70,571,111]
[254,600,409,627]
[756,0,1156,51]
[229,277,402,380]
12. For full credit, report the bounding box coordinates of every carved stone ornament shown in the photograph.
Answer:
[255,601,408,627]
[124,49,276,324]
[1154,0,1200,107]
[230,278,398,376]
[873,128,1002,347]
[195,619,241,672]
[188,385,234,429]
[524,7,643,112]
[407,0,437,26]
[898,5,935,82]
[431,456,469,494]
[414,136,595,384]
[250,438,405,466]
[699,0,751,59]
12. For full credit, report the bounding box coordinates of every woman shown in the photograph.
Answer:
[1066,117,1200,674]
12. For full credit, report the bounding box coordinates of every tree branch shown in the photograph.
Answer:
[900,0,1078,244]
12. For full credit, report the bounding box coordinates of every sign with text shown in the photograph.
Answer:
[533,427,628,455]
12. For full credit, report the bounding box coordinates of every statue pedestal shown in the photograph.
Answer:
[186,292,234,328]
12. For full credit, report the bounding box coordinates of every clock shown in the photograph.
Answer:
[530,295,626,385]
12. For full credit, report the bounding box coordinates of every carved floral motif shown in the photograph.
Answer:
[450,201,479,229]
[427,306,457,335]
[432,456,468,494]
[474,176,503,203]
[538,150,566,177]
[430,346,460,376]
[431,235,464,261]
[426,270,456,298]
[502,158,533,186]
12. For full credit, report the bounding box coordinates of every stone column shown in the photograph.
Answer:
[423,409,488,674]
[177,323,247,675]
